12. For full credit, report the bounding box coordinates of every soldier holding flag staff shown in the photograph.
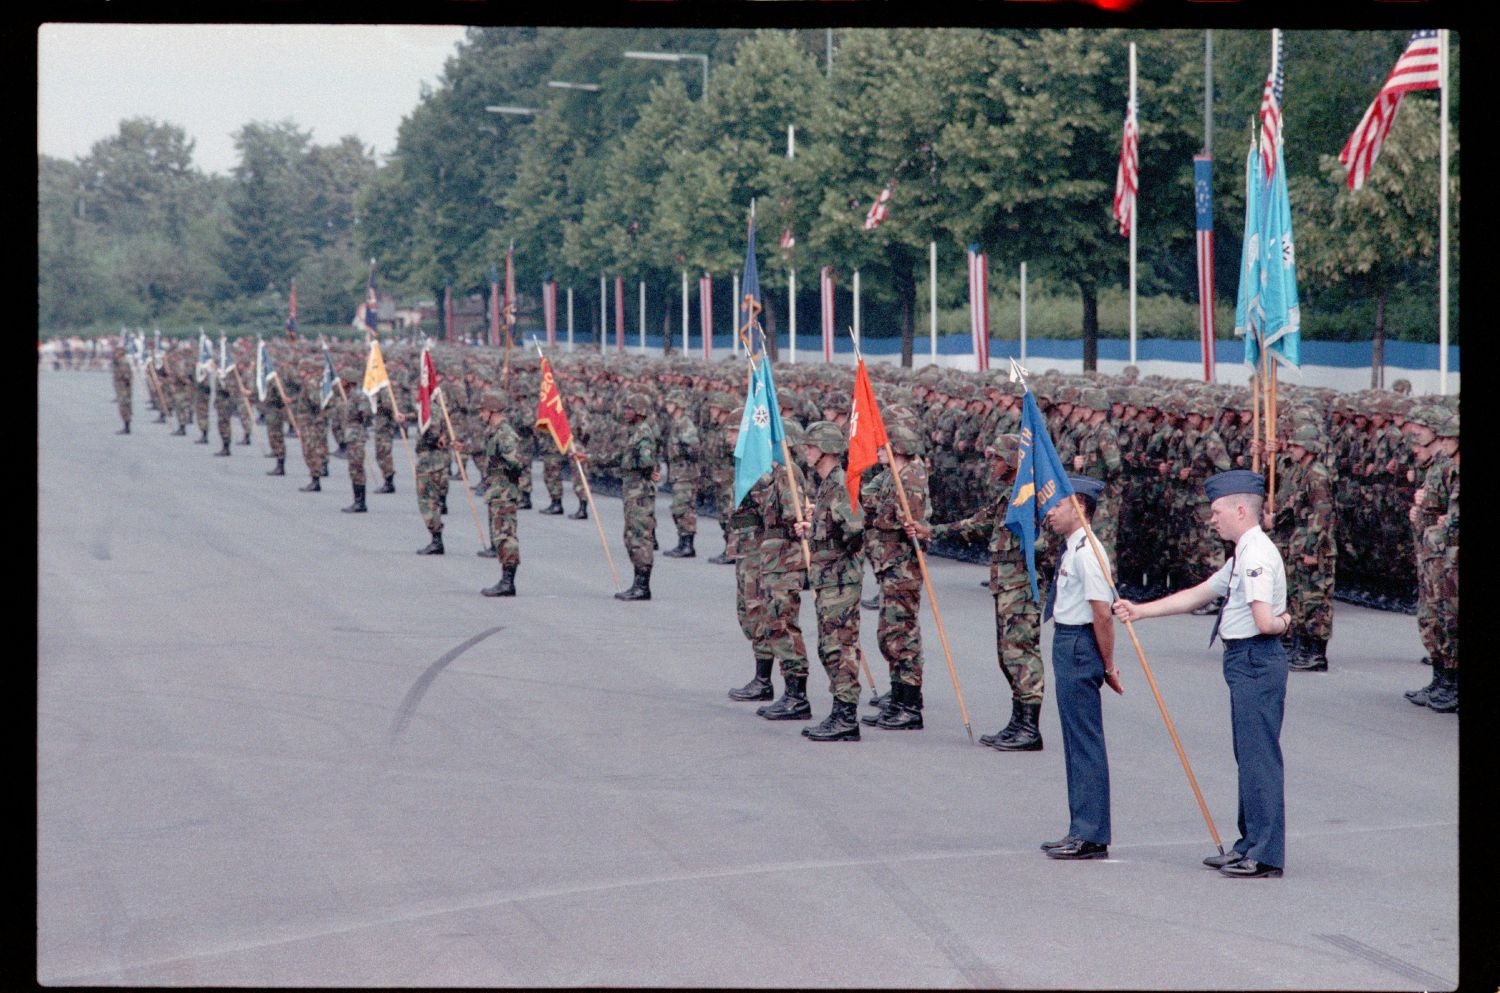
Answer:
[1112,469,1292,878]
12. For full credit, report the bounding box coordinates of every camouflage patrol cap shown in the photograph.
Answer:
[479,390,507,412]
[1080,388,1110,411]
[802,420,847,455]
[1106,386,1131,405]
[781,420,805,448]
[625,391,653,415]
[1434,409,1459,439]
[1391,378,1412,395]
[665,389,691,408]
[986,432,1020,462]
[1288,421,1323,450]
[885,421,923,456]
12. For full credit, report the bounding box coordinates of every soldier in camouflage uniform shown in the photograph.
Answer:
[723,406,778,702]
[1069,389,1124,563]
[614,391,660,600]
[193,357,213,445]
[211,360,239,457]
[705,392,739,563]
[859,422,932,731]
[926,432,1045,751]
[661,389,701,558]
[537,408,569,516]
[295,361,330,492]
[111,345,132,434]
[340,369,370,513]
[752,450,813,722]
[567,397,592,519]
[792,421,866,740]
[477,390,526,596]
[262,361,289,476]
[1267,421,1336,671]
[1406,407,1459,711]
[371,381,400,494]
[414,402,452,555]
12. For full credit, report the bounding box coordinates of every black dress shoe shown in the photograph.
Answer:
[1046,839,1107,860]
[1202,852,1246,869]
[1040,835,1080,852]
[1219,859,1282,878]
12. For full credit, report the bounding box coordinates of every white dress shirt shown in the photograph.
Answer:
[1207,525,1287,640]
[1053,528,1113,625]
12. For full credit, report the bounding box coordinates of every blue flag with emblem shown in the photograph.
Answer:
[732,355,785,509]
[1234,144,1300,370]
[1004,390,1076,603]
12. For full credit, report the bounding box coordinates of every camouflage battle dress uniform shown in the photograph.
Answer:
[931,432,1045,751]
[111,347,132,433]
[479,390,526,596]
[753,458,814,722]
[414,410,452,554]
[614,393,660,600]
[340,374,370,513]
[662,391,701,558]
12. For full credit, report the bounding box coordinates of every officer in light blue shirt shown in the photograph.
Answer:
[1113,470,1293,878]
[1039,476,1124,862]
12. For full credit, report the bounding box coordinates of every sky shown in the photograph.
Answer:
[37,23,471,175]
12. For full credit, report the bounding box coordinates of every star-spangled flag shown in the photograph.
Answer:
[845,357,888,509]
[1004,390,1076,603]
[319,343,338,410]
[362,339,391,412]
[967,245,990,372]
[255,337,276,402]
[534,355,574,454]
[195,331,214,384]
[417,343,440,431]
[732,352,786,509]
[1339,30,1441,191]
[1194,155,1216,383]
[1113,98,1138,238]
[1257,30,1285,183]
[863,185,892,230]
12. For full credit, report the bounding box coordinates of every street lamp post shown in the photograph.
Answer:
[623,50,708,101]
[485,105,538,116]
[547,80,602,92]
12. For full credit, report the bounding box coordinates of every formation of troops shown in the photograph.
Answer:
[101,333,1460,728]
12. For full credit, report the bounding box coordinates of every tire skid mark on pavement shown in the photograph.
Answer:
[1315,932,1454,990]
[389,626,505,744]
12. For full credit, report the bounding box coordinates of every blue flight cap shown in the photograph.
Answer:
[1204,469,1265,502]
[1066,475,1105,501]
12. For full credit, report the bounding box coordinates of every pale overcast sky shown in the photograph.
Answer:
[37,23,471,175]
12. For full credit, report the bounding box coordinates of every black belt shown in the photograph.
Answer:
[1054,622,1093,630]
[1222,632,1279,644]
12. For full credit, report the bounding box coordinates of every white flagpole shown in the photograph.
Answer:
[599,274,606,355]
[853,269,861,347]
[1020,262,1029,366]
[1128,41,1138,367]
[1439,29,1449,395]
[639,280,646,355]
[929,241,938,364]
[732,271,740,356]
[566,287,574,351]
[681,270,689,354]
[788,269,796,363]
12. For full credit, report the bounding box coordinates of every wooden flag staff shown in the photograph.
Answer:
[434,387,491,552]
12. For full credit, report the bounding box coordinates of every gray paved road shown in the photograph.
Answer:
[38,370,1459,988]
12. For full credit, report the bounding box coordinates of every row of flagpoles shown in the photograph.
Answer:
[307,31,1445,390]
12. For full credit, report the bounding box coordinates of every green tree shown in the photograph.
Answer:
[222,120,315,296]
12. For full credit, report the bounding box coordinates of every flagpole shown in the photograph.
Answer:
[434,387,489,551]
[742,316,812,572]
[272,375,304,452]
[229,368,259,441]
[385,383,420,486]
[1438,29,1449,395]
[1128,42,1138,367]
[534,339,621,590]
[853,334,974,743]
[929,241,938,365]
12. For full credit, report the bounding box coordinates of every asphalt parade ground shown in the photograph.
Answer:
[37,370,1466,989]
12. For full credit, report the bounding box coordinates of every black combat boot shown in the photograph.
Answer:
[335,442,348,459]
[568,503,588,519]
[196,430,209,444]
[439,497,448,515]
[417,531,444,555]
[376,475,395,494]
[652,533,658,550]
[759,675,812,721]
[860,594,880,611]
[614,566,651,601]
[172,424,187,436]
[540,498,564,515]
[267,458,285,476]
[803,699,860,741]
[518,493,532,510]
[299,476,321,492]
[239,433,251,445]
[877,683,925,730]
[215,440,230,456]
[476,545,498,558]
[728,656,775,701]
[320,463,330,477]
[861,686,901,726]
[342,483,367,513]
[1405,666,1443,706]
[482,564,517,597]
[154,413,167,424]
[981,700,1024,747]
[1426,668,1458,713]
[1289,636,1327,672]
[116,421,130,435]
[992,702,1043,751]
[662,534,696,558]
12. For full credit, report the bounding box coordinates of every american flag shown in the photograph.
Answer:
[967,246,990,372]
[1258,30,1285,182]
[1113,99,1138,238]
[1339,30,1441,191]
[1193,155,1216,383]
[863,185,891,230]
[820,267,835,364]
